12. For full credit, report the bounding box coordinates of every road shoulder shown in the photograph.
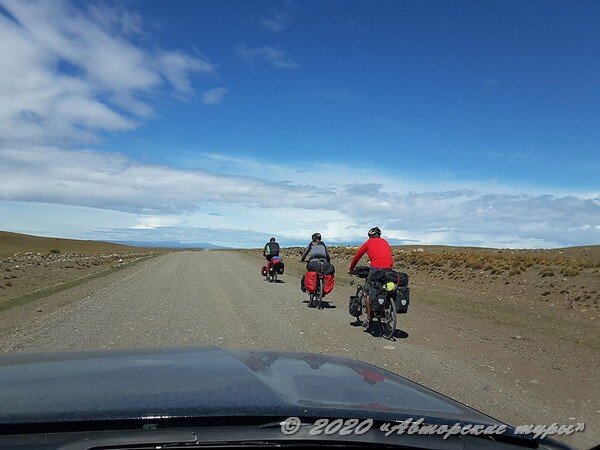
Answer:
[0,254,163,341]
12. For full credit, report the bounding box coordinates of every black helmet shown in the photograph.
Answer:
[311,232,322,242]
[368,227,381,238]
[270,237,276,242]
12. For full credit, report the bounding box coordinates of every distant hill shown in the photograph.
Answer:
[0,231,155,257]
[107,240,228,250]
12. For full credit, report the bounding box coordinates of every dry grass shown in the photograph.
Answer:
[320,244,600,310]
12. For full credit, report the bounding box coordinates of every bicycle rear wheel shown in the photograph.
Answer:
[379,298,397,340]
[317,278,324,309]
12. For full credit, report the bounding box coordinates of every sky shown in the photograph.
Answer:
[0,0,598,248]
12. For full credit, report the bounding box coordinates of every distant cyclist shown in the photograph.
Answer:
[301,233,330,265]
[348,227,394,331]
[263,237,280,261]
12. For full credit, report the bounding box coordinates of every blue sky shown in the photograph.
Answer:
[0,0,598,248]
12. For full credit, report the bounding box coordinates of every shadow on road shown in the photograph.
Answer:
[393,329,409,339]
[301,299,337,309]
[349,320,409,340]
[366,326,408,340]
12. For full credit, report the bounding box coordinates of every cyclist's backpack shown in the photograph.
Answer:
[394,286,410,314]
[348,295,362,317]
[323,274,335,295]
[304,271,318,293]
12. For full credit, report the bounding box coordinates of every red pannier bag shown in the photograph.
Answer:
[323,274,335,296]
[304,271,318,293]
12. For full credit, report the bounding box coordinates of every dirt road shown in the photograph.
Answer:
[0,251,597,448]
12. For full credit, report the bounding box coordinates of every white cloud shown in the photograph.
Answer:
[1,146,598,248]
[259,14,288,32]
[258,1,295,32]
[482,78,499,86]
[236,44,298,69]
[158,51,215,97]
[0,0,214,144]
[202,87,228,105]
[131,216,183,230]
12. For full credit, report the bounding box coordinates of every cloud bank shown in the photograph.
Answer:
[1,146,598,248]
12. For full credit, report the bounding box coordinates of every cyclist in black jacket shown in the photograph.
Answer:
[263,237,280,261]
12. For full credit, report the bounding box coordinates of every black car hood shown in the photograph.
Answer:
[0,346,500,427]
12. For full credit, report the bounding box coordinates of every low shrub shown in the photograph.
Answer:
[539,268,555,277]
[562,267,580,277]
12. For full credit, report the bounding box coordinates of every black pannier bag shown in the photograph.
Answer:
[348,295,362,317]
[369,286,387,313]
[370,269,410,314]
[370,268,408,286]
[394,286,410,314]
[306,259,335,275]
[397,272,409,287]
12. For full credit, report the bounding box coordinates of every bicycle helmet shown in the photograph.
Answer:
[311,232,322,242]
[368,227,381,238]
[270,237,276,242]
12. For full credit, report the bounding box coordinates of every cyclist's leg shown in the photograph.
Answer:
[363,268,379,329]
[362,288,372,328]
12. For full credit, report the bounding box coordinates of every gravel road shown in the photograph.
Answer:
[0,251,596,448]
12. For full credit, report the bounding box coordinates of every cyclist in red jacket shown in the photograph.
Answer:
[348,227,393,272]
[348,227,394,331]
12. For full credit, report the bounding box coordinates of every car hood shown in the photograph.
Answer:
[0,346,501,426]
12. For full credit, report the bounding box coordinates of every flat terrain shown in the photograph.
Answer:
[0,250,597,448]
[0,231,162,311]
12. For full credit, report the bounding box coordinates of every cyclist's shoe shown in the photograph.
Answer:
[363,318,376,334]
